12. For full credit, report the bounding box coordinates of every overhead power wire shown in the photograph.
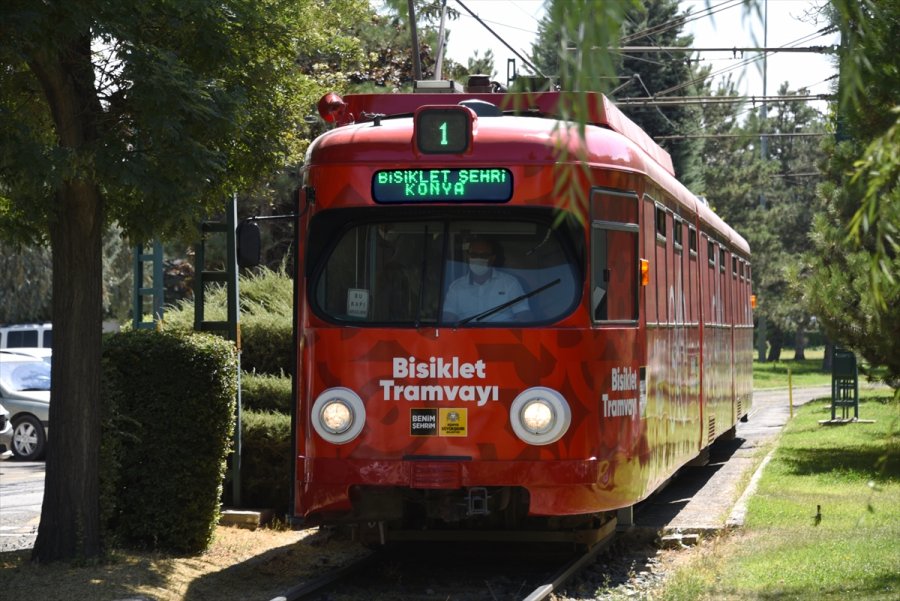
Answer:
[621,0,745,44]
[652,26,836,98]
[613,93,834,107]
[654,132,830,140]
[453,0,544,76]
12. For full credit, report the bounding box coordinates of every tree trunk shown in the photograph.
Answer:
[794,326,806,360]
[767,327,784,362]
[29,36,105,563]
[32,182,104,563]
[823,341,834,373]
[768,341,783,362]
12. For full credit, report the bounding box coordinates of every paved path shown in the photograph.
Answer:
[633,385,836,536]
[0,460,44,552]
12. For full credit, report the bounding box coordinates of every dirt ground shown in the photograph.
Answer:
[2,525,370,601]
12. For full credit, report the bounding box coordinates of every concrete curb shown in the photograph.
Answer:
[725,450,774,528]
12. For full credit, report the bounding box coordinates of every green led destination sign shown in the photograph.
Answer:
[372,168,513,203]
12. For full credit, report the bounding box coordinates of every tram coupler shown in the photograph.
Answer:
[466,487,490,516]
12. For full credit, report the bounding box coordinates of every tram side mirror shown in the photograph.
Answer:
[237,219,261,268]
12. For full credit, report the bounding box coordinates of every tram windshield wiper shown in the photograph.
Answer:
[453,278,561,327]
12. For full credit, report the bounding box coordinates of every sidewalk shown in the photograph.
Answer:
[631,385,834,538]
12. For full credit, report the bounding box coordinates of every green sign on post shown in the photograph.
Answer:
[831,348,859,420]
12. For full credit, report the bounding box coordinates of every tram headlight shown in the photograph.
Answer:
[509,387,571,445]
[321,400,352,434]
[311,387,366,444]
[521,399,554,434]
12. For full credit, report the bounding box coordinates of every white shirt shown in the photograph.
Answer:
[443,268,530,322]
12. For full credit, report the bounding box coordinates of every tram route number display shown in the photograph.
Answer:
[372,168,513,203]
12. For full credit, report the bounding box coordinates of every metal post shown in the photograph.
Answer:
[133,241,164,330]
[194,195,242,506]
[756,0,769,363]
[788,367,793,419]
[226,196,242,507]
[434,0,448,80]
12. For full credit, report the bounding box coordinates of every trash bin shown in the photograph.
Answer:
[831,348,859,420]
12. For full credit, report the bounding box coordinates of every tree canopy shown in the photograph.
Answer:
[0,0,367,562]
[802,0,900,384]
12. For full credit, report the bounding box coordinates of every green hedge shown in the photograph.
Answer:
[161,266,293,376]
[241,371,292,413]
[239,314,292,375]
[101,330,237,554]
[224,409,292,514]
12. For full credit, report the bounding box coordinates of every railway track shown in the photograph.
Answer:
[267,519,618,601]
[267,548,384,601]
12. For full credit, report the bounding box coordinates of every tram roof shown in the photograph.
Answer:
[325,91,675,178]
[313,90,750,257]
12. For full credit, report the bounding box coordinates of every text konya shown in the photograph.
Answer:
[380,356,499,407]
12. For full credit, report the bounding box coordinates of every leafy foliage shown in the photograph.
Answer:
[615,0,707,190]
[0,0,368,244]
[230,409,292,513]
[242,372,292,413]
[162,265,294,375]
[101,330,238,554]
[0,242,52,323]
[803,0,900,385]
[0,0,367,562]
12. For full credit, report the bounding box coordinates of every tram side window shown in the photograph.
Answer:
[591,189,639,323]
[655,206,666,241]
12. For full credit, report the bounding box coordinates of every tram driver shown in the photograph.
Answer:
[442,238,534,324]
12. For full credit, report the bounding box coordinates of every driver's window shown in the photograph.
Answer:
[441,220,579,325]
[315,221,443,323]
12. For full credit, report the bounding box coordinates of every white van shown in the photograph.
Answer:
[0,323,53,349]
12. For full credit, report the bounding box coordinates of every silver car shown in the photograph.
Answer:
[0,349,51,460]
[0,402,13,460]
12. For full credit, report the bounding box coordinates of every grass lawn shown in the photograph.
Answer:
[752,346,889,390]
[658,393,900,600]
[753,347,833,389]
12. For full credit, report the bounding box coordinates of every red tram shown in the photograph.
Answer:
[286,80,753,542]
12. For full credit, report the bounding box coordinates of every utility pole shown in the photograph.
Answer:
[757,0,769,363]
[434,0,448,80]
[407,0,423,81]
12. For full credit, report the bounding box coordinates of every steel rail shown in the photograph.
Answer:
[521,519,618,601]
[267,549,384,601]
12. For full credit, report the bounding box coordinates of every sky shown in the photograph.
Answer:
[441,0,839,112]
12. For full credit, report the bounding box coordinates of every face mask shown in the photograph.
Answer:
[469,258,490,276]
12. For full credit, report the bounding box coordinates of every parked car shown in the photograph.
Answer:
[0,402,13,460]
[0,323,53,349]
[0,349,51,460]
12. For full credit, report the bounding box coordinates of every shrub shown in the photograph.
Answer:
[226,409,292,514]
[239,313,292,375]
[161,265,293,376]
[101,330,237,554]
[241,371,292,413]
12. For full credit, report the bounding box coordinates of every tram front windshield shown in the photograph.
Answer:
[312,215,581,326]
